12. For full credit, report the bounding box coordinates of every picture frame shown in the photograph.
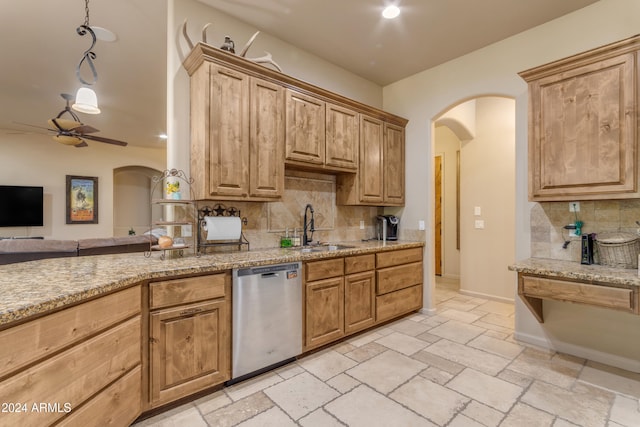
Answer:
[66,175,98,224]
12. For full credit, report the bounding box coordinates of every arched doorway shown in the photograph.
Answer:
[113,166,162,236]
[433,97,516,301]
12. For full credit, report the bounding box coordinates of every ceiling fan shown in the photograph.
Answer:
[22,93,127,148]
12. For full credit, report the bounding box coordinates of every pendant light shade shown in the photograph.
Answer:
[72,87,100,114]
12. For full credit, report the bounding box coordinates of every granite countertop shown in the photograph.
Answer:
[509,258,640,287]
[0,240,423,328]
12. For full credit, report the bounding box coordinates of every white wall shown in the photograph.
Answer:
[383,0,640,371]
[0,135,165,239]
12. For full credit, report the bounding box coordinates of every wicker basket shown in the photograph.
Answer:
[595,232,640,269]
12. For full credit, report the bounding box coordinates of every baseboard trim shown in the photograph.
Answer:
[458,288,514,304]
[514,331,640,373]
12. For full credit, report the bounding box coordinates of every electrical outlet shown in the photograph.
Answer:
[474,220,485,229]
[359,220,365,230]
[569,202,580,212]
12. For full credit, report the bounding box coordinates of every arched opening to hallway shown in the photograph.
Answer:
[433,97,516,301]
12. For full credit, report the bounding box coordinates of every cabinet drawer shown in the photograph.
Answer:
[377,261,423,295]
[520,276,636,313]
[150,273,228,309]
[305,258,344,282]
[376,285,422,323]
[376,247,423,268]
[57,365,142,427]
[0,317,140,427]
[345,254,375,274]
[0,285,140,379]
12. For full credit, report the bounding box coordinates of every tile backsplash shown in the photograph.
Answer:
[530,200,640,262]
[196,170,401,250]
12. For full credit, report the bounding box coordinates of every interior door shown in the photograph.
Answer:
[434,155,442,276]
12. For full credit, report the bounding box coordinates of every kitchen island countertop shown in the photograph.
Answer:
[0,240,423,327]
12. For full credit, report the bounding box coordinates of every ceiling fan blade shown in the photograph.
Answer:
[82,134,128,146]
[13,121,55,132]
[73,124,99,135]
[73,141,89,148]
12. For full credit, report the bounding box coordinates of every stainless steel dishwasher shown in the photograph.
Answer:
[230,262,302,383]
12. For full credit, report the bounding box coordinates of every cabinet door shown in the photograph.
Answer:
[326,103,359,170]
[249,77,285,198]
[285,89,326,165]
[209,65,250,197]
[384,123,405,205]
[150,300,229,407]
[305,277,344,350]
[359,115,384,203]
[344,271,375,335]
[528,53,636,200]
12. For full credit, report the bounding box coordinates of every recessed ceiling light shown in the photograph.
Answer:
[382,5,400,19]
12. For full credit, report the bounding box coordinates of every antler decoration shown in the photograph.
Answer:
[181,19,282,72]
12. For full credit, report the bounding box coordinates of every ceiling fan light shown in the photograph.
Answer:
[72,87,100,114]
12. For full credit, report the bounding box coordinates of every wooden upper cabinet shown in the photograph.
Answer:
[285,89,326,165]
[384,123,405,205]
[359,115,385,203]
[249,77,285,198]
[519,36,640,201]
[326,103,359,170]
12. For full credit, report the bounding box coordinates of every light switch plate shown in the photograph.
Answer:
[474,206,482,216]
[359,220,365,230]
[569,202,580,212]
[418,220,425,230]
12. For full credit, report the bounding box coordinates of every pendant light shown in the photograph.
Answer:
[71,0,115,115]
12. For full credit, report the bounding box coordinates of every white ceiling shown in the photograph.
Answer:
[0,0,598,149]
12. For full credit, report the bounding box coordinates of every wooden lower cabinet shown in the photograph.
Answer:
[0,286,142,427]
[376,248,424,322]
[305,276,345,350]
[147,273,231,409]
[344,270,375,334]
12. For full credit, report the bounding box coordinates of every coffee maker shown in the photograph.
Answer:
[376,215,399,241]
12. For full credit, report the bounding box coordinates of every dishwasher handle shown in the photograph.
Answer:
[261,272,279,279]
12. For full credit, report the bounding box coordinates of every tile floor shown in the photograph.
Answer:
[134,282,640,427]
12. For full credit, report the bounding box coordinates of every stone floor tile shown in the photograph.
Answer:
[263,372,339,421]
[497,368,534,389]
[579,361,640,399]
[348,331,383,347]
[438,308,483,323]
[462,400,505,427]
[471,320,514,334]
[325,384,436,427]
[275,362,305,380]
[448,413,486,427]
[375,331,429,355]
[467,334,524,360]
[447,368,523,412]
[607,422,627,427]
[225,371,283,401]
[299,408,346,427]
[135,404,206,427]
[419,366,454,385]
[609,394,640,427]
[552,419,582,427]
[421,316,447,328]
[483,329,510,340]
[508,348,582,389]
[411,349,465,375]
[326,372,360,394]
[476,300,515,316]
[429,320,486,344]
[521,381,614,427]
[331,341,357,354]
[298,350,358,381]
[409,313,429,322]
[476,312,514,329]
[236,406,297,427]
[388,318,433,336]
[343,341,388,363]
[440,299,483,313]
[425,339,511,376]
[500,402,554,427]
[204,392,274,427]
[415,330,442,344]
[346,350,427,394]
[390,376,469,425]
[193,390,232,416]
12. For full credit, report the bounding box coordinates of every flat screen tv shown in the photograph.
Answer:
[0,185,44,227]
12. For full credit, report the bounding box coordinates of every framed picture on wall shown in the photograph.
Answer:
[66,175,98,224]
